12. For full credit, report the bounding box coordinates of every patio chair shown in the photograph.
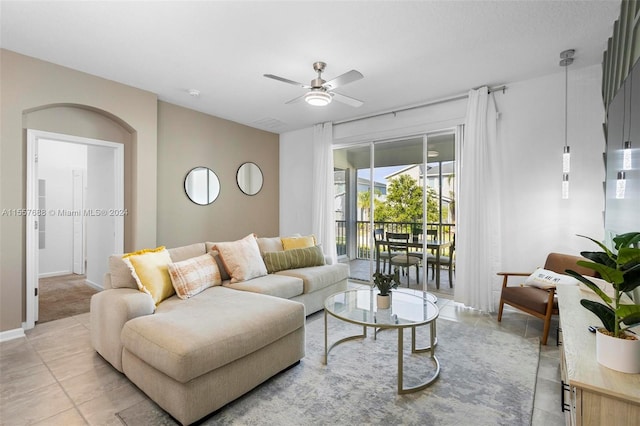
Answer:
[496,252,596,345]
[424,229,439,259]
[374,229,392,273]
[427,234,455,288]
[387,232,421,286]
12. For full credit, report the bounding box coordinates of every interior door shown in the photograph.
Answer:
[72,169,85,274]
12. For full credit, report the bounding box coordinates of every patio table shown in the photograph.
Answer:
[375,239,452,289]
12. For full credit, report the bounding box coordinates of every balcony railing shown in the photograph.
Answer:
[335,220,455,260]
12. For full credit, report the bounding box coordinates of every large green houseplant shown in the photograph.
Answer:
[565,232,640,373]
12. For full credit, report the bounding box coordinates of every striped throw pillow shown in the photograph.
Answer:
[168,253,222,299]
[263,245,325,274]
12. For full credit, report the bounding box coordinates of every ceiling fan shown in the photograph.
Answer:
[264,61,364,107]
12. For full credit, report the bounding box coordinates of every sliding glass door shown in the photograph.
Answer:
[333,130,456,293]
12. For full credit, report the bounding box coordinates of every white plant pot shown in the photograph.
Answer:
[595,329,640,374]
[377,294,391,309]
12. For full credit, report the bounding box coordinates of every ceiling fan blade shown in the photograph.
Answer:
[323,70,363,90]
[264,74,311,88]
[285,93,306,104]
[331,92,364,108]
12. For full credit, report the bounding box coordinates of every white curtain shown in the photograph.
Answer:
[311,122,337,264]
[454,87,501,312]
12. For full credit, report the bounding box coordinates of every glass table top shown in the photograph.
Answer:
[324,289,439,328]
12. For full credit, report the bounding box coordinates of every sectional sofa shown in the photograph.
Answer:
[90,234,349,425]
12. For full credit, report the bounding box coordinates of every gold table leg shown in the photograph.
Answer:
[323,310,367,365]
[397,322,440,394]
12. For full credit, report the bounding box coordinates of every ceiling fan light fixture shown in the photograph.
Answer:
[304,90,332,106]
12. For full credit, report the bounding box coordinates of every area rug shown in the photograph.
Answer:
[117,312,539,426]
[38,274,98,323]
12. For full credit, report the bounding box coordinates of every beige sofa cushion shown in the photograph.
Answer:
[256,236,284,256]
[120,286,304,383]
[108,243,207,290]
[167,243,206,262]
[276,263,349,294]
[109,255,138,289]
[223,274,304,299]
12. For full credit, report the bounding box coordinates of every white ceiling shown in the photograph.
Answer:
[0,1,621,134]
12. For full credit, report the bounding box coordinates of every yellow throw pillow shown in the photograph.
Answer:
[168,253,221,299]
[123,246,174,305]
[281,234,316,251]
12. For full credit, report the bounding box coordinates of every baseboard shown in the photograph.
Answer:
[85,279,103,291]
[0,327,26,342]
[39,270,73,279]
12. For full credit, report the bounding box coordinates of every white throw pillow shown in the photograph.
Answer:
[213,234,268,283]
[524,268,579,289]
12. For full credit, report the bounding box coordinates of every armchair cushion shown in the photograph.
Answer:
[500,286,556,315]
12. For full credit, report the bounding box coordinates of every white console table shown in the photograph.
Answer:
[557,285,640,426]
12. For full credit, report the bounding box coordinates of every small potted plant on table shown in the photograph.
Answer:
[566,232,640,373]
[373,269,400,309]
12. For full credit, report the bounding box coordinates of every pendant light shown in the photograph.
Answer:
[560,49,574,199]
[616,171,626,199]
[617,76,629,199]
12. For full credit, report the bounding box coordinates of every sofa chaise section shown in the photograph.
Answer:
[120,286,305,425]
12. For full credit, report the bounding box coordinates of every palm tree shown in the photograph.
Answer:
[357,188,381,220]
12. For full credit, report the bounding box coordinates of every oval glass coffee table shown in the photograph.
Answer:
[323,288,440,394]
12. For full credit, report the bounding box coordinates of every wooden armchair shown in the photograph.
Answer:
[497,252,596,345]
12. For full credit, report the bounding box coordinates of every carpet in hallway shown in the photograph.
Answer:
[38,274,98,323]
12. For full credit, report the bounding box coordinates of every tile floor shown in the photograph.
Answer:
[0,284,565,425]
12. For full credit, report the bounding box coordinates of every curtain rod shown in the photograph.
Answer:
[334,85,507,126]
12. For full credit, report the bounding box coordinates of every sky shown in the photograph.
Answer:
[358,166,404,184]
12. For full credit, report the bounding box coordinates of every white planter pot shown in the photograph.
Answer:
[377,294,391,309]
[596,329,640,374]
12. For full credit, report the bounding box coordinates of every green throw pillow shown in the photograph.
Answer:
[263,245,325,273]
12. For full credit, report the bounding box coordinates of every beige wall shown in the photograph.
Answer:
[0,49,158,331]
[157,101,279,246]
[0,50,280,333]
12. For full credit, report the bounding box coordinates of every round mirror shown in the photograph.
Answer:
[236,162,263,196]
[184,167,220,205]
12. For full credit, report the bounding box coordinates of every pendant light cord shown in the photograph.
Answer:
[629,70,633,142]
[622,77,627,148]
[564,64,568,148]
